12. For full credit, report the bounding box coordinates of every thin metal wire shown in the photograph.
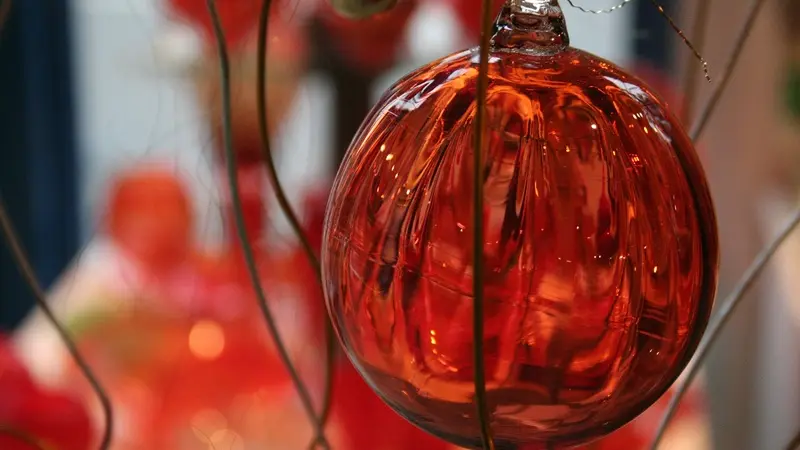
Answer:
[204,2,330,448]
[565,0,710,82]
[690,0,769,142]
[680,0,712,125]
[255,0,337,439]
[0,197,114,450]
[472,0,496,448]
[564,0,635,14]
[651,208,800,448]
[256,1,322,281]
[647,0,710,81]
[0,424,46,450]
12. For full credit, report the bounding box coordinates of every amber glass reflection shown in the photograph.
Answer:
[322,11,719,447]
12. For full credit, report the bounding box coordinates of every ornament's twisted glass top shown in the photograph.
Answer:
[322,1,719,448]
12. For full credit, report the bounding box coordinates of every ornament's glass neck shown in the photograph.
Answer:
[491,0,569,55]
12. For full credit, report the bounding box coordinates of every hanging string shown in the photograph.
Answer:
[203,1,330,448]
[646,0,710,81]
[472,0,496,449]
[680,0,712,125]
[565,0,710,82]
[564,0,634,14]
[255,0,337,442]
[0,197,114,450]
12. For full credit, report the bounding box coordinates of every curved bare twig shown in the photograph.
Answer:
[650,0,773,446]
[0,198,114,450]
[204,1,330,448]
[472,0,496,449]
[255,1,337,440]
[0,2,112,449]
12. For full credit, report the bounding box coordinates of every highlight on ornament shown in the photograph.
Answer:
[321,0,719,448]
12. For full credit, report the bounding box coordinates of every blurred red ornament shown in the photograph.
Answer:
[318,0,418,74]
[151,316,303,449]
[449,0,506,42]
[322,2,718,448]
[105,164,194,273]
[0,336,93,450]
[65,305,330,450]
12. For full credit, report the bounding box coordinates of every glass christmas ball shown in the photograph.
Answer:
[321,1,719,448]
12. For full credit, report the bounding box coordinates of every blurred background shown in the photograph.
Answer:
[0,0,798,449]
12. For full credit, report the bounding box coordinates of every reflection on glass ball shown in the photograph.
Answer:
[322,43,719,448]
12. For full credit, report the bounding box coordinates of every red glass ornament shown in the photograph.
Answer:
[321,1,718,448]
[318,0,418,74]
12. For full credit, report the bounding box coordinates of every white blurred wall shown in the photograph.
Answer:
[71,0,335,250]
